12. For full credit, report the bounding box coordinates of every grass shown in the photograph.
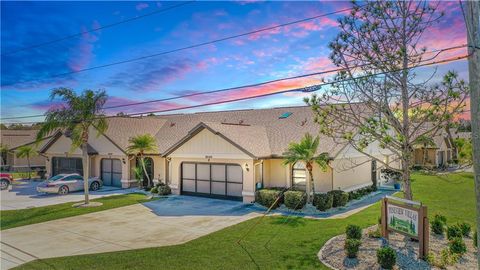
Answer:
[1,193,154,230]
[15,172,476,270]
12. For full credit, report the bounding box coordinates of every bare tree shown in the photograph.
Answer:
[305,1,469,200]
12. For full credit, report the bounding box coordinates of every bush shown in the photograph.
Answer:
[313,193,333,211]
[447,225,463,240]
[150,186,158,194]
[376,247,396,270]
[328,190,349,207]
[430,218,445,235]
[368,226,382,238]
[474,231,477,248]
[346,224,362,240]
[255,189,282,209]
[283,191,306,210]
[434,214,447,225]
[449,237,467,254]
[344,239,361,258]
[156,182,171,195]
[458,222,471,237]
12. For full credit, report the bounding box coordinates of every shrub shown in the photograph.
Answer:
[376,247,396,270]
[328,190,349,207]
[283,191,306,210]
[313,193,333,211]
[434,214,447,225]
[255,189,282,209]
[447,225,463,240]
[430,218,445,235]
[346,224,362,240]
[368,226,382,238]
[458,222,471,237]
[156,182,171,195]
[449,237,467,254]
[150,186,158,194]
[344,239,361,258]
[474,231,477,248]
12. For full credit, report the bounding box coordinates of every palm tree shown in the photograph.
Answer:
[0,144,9,167]
[15,145,38,179]
[283,133,330,202]
[127,134,157,188]
[37,88,108,206]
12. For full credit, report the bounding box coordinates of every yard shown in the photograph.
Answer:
[13,172,476,270]
[1,193,153,230]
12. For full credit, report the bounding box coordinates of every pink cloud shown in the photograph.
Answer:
[136,3,149,11]
[67,21,100,72]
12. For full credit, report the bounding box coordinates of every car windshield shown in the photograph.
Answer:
[48,175,65,181]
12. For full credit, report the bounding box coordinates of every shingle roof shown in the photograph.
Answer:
[0,129,51,151]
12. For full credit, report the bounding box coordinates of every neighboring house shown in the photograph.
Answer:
[39,106,393,203]
[413,133,456,168]
[452,131,471,140]
[0,130,50,171]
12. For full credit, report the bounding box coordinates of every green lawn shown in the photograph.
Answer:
[15,172,476,270]
[1,193,153,230]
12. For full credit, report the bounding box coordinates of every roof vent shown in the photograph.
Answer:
[300,119,307,126]
[239,120,244,125]
[279,112,292,119]
[170,122,176,127]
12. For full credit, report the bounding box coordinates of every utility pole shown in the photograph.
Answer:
[465,0,479,268]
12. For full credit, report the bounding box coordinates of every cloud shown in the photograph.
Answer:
[135,3,149,11]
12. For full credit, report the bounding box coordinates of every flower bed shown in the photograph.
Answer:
[318,225,477,270]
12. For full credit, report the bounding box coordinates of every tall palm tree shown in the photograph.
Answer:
[283,133,330,202]
[127,134,157,188]
[0,144,9,167]
[37,88,108,205]
[15,145,38,179]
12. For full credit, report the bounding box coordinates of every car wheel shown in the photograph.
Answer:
[90,181,100,191]
[58,185,69,195]
[0,179,9,190]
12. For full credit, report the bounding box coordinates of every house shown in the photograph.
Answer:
[39,105,393,203]
[413,133,456,168]
[0,129,50,172]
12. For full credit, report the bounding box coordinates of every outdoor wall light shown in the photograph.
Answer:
[245,163,249,171]
[122,158,126,164]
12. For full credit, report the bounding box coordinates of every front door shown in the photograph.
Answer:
[101,159,122,187]
[181,162,243,200]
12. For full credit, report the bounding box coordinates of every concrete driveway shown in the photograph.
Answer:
[1,180,137,210]
[0,196,260,269]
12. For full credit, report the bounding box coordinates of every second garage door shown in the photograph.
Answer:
[181,162,243,200]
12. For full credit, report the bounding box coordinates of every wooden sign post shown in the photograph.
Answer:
[381,196,429,259]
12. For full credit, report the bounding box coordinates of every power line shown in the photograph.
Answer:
[2,6,357,87]
[0,44,467,121]
[1,1,196,56]
[1,53,469,125]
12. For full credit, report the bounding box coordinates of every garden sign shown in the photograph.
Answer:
[381,196,429,259]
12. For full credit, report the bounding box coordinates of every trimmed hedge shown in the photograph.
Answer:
[347,185,376,201]
[284,191,306,210]
[377,247,396,269]
[313,193,333,211]
[328,190,349,207]
[255,189,282,209]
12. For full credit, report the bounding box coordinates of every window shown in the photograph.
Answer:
[65,175,82,181]
[292,162,306,190]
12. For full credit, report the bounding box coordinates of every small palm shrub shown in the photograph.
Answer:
[344,239,361,258]
[313,193,333,211]
[449,237,467,255]
[346,224,362,240]
[328,190,349,207]
[377,247,396,270]
[255,189,282,209]
[447,225,463,240]
[284,191,306,210]
[458,222,471,237]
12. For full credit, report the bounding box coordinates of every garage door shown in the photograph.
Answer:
[181,163,243,200]
[52,157,83,176]
[101,159,122,187]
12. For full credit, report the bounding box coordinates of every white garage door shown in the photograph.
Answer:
[181,162,243,200]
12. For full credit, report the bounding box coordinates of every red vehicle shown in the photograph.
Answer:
[0,173,14,190]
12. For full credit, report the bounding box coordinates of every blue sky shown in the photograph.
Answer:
[0,1,468,123]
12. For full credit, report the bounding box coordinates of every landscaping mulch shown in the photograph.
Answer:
[318,225,478,270]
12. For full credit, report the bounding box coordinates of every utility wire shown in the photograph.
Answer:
[0,53,469,125]
[2,6,357,87]
[0,1,196,56]
[0,44,467,121]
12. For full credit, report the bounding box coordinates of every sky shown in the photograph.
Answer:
[0,1,469,124]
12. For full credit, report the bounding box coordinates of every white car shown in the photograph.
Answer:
[37,174,102,195]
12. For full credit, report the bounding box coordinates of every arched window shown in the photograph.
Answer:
[292,162,306,190]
